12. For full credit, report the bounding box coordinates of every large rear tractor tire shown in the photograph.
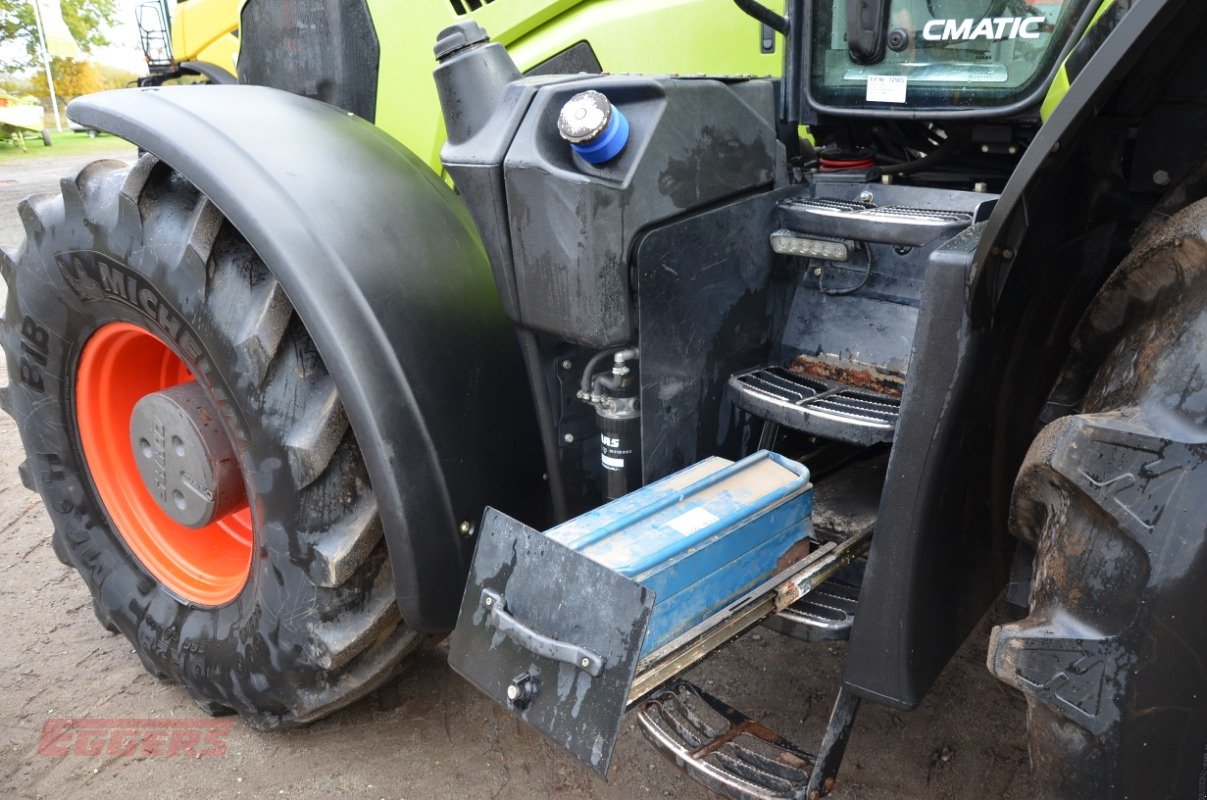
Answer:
[989,200,1207,798]
[1,156,423,729]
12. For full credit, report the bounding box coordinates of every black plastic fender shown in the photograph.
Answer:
[136,61,236,88]
[180,61,237,84]
[68,85,543,632]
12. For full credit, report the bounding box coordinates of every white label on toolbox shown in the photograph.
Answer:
[666,507,720,536]
[867,75,908,103]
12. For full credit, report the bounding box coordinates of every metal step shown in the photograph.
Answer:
[763,578,859,643]
[730,366,900,446]
[638,681,814,800]
[779,196,974,248]
[761,455,882,643]
[639,680,863,800]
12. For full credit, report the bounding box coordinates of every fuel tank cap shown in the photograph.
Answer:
[557,90,629,165]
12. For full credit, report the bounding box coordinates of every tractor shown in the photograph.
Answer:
[3,0,1205,798]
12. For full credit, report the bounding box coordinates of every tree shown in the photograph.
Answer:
[0,0,117,71]
[96,62,138,91]
[0,73,36,96]
[30,57,102,99]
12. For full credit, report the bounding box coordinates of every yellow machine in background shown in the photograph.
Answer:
[136,0,240,85]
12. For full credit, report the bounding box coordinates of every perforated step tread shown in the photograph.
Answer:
[778,196,975,247]
[730,366,900,446]
[787,196,973,224]
[638,680,814,800]
[764,578,859,643]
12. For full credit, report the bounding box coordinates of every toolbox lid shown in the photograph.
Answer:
[546,451,810,598]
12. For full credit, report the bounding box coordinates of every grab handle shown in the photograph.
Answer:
[481,589,605,677]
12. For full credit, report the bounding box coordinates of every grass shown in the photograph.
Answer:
[0,129,134,164]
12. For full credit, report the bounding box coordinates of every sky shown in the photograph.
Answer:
[2,0,149,76]
[92,0,151,74]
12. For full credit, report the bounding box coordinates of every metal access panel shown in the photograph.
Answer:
[448,452,813,775]
[448,508,654,775]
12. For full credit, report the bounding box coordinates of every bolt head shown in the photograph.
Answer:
[813,267,823,277]
[563,433,575,443]
[1153,169,1172,187]
[858,190,874,205]
[506,684,520,700]
[458,520,473,536]
[561,359,573,370]
[484,596,493,606]
[580,657,590,668]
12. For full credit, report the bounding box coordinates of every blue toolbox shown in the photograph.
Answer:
[447,450,813,774]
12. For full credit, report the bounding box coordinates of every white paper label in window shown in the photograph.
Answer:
[867,75,908,103]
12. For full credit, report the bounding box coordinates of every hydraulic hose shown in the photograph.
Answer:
[579,348,622,397]
[517,330,569,522]
[732,0,789,34]
[878,131,966,176]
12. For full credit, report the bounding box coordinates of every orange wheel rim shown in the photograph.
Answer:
[75,322,252,605]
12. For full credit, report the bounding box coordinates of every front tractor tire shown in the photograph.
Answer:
[1,156,422,729]
[990,200,1207,798]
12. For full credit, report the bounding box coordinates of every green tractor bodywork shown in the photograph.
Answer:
[361,0,782,173]
[158,0,780,171]
[1040,0,1119,121]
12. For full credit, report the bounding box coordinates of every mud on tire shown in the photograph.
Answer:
[989,199,1207,798]
[0,157,422,729]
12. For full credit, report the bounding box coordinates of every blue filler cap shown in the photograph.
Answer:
[557,90,630,165]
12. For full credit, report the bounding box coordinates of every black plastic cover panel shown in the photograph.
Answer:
[239,0,380,122]
[503,77,779,347]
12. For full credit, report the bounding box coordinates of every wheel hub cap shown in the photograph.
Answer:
[130,381,246,529]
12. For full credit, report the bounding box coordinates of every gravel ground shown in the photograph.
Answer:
[0,149,1035,800]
